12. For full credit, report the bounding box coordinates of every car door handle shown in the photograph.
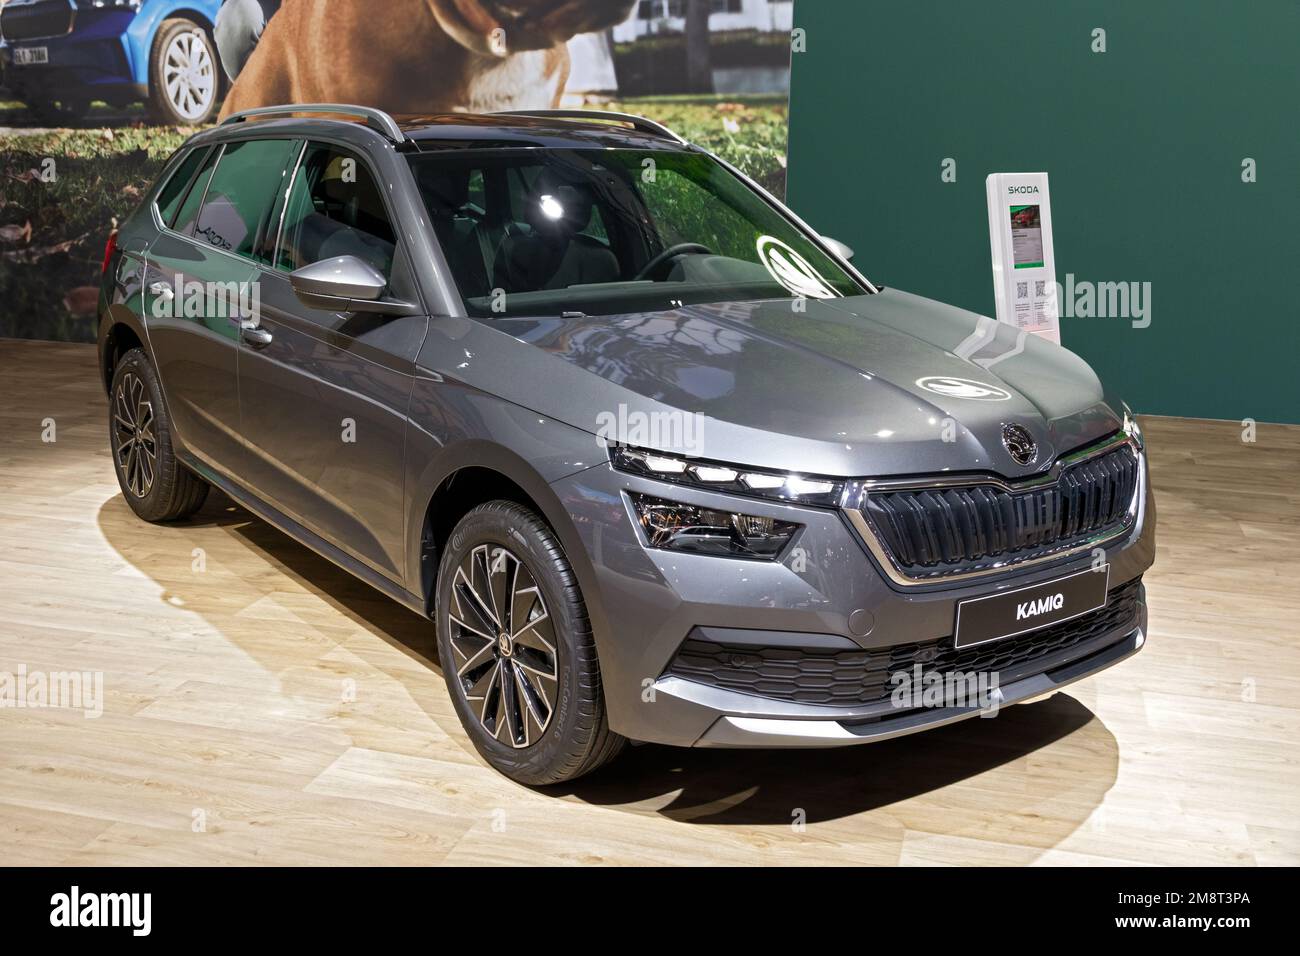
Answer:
[148,281,174,302]
[240,322,273,347]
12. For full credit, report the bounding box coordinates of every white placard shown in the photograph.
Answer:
[986,172,1059,343]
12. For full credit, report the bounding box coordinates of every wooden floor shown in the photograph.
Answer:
[1,337,1297,866]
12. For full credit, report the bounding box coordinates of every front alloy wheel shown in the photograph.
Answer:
[162,30,215,121]
[435,501,625,784]
[148,19,220,125]
[449,543,558,749]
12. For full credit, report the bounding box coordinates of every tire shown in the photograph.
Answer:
[435,501,625,785]
[28,94,90,124]
[109,348,209,522]
[147,19,220,126]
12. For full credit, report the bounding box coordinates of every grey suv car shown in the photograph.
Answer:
[97,105,1154,784]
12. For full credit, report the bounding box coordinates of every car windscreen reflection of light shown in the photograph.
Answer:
[756,235,840,299]
[539,194,565,220]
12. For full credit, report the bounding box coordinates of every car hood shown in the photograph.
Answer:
[427,289,1124,479]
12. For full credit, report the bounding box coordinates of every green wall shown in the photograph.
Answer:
[786,0,1299,423]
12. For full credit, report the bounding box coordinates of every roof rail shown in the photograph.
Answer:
[492,109,686,144]
[221,103,404,142]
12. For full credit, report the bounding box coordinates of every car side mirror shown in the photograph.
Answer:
[820,235,855,262]
[289,255,420,315]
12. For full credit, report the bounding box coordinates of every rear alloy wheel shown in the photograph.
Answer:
[112,370,158,500]
[435,501,625,784]
[148,19,219,125]
[109,348,209,522]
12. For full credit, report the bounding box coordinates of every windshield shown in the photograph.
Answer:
[407,147,865,318]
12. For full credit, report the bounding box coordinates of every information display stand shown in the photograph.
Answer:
[986,172,1059,343]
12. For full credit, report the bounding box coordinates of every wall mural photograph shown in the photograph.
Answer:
[0,0,795,341]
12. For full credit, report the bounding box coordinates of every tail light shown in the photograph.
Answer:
[101,228,118,276]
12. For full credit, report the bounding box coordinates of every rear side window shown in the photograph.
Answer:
[154,147,209,227]
[191,138,298,259]
[172,146,221,237]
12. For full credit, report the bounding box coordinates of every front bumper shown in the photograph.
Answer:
[1,9,139,99]
[550,449,1156,748]
[690,621,1144,747]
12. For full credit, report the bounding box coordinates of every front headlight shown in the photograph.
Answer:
[629,493,800,559]
[610,446,844,508]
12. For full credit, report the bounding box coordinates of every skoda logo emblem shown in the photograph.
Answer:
[1001,423,1038,466]
[915,376,1012,402]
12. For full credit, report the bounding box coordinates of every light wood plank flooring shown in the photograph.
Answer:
[1,338,1297,865]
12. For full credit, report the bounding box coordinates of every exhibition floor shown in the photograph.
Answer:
[1,338,1296,865]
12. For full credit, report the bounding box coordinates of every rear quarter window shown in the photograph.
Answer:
[154,146,209,228]
[172,146,221,238]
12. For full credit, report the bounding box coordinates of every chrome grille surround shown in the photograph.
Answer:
[841,430,1145,587]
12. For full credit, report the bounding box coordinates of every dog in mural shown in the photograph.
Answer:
[218,0,637,119]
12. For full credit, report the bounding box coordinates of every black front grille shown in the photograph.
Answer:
[1,1,74,41]
[861,441,1139,578]
[666,578,1142,707]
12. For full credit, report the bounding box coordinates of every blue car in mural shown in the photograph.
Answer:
[1,0,223,124]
